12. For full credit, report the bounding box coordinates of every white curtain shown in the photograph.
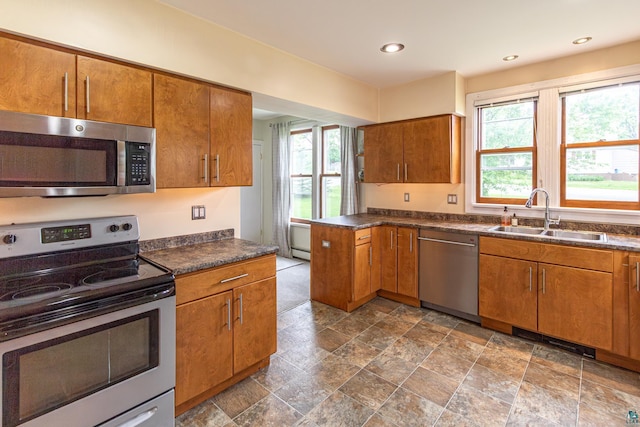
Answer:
[272,122,292,258]
[340,126,360,215]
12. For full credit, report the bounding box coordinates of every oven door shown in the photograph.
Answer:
[0,296,175,427]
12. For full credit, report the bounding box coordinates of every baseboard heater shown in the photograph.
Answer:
[512,327,596,359]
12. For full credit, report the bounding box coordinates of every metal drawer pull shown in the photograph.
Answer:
[238,293,244,325]
[64,72,68,112]
[86,75,90,113]
[357,235,371,240]
[226,298,231,331]
[202,154,208,183]
[115,407,157,427]
[529,266,532,292]
[220,273,249,284]
[636,261,639,292]
[542,269,546,294]
[417,236,476,247]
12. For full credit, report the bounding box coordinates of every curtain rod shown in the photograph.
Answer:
[269,119,314,127]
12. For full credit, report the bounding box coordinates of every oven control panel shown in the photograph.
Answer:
[0,216,139,258]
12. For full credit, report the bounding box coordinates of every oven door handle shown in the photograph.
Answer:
[115,406,158,427]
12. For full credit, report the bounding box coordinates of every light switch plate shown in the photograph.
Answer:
[447,194,458,204]
[191,205,206,220]
[404,193,410,202]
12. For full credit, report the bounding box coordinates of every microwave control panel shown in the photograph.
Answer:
[126,142,151,186]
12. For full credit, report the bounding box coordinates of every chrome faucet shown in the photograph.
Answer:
[525,188,560,230]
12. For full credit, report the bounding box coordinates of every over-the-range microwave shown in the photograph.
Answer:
[0,110,156,197]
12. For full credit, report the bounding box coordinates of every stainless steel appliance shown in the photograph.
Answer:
[0,216,175,427]
[0,110,155,197]
[418,230,479,322]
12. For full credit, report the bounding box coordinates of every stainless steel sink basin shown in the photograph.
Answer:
[489,226,545,235]
[540,229,607,242]
[489,225,607,242]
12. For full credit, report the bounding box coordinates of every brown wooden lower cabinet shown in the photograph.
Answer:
[175,255,276,415]
[479,237,614,351]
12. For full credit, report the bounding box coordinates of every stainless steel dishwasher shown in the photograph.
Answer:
[418,229,479,322]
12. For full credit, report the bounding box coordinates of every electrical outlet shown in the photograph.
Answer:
[404,193,410,202]
[447,194,458,204]
[191,205,206,220]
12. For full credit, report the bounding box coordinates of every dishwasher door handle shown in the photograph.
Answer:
[417,236,476,247]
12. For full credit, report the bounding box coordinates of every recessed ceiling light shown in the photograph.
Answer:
[573,37,592,45]
[380,43,405,53]
[503,55,519,62]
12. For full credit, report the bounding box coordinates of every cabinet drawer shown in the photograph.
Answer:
[480,237,612,272]
[176,254,276,305]
[354,228,372,245]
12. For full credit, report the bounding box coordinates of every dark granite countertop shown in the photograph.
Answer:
[141,237,278,276]
[311,213,640,252]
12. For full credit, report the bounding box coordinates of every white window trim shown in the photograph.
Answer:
[465,64,640,225]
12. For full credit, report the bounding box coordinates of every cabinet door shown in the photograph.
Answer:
[479,254,537,331]
[210,87,252,186]
[363,123,404,183]
[176,291,233,406]
[629,255,640,359]
[0,37,76,117]
[397,227,418,297]
[77,56,152,126]
[538,263,613,350]
[310,225,353,310]
[154,74,210,188]
[380,226,398,292]
[354,242,372,301]
[404,115,460,183]
[233,278,277,373]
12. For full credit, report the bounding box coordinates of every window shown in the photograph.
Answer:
[289,125,342,222]
[321,126,341,218]
[561,83,640,209]
[476,100,537,204]
[290,129,312,221]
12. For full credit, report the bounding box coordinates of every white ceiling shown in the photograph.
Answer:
[160,0,640,121]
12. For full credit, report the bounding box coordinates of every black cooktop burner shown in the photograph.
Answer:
[5,283,73,302]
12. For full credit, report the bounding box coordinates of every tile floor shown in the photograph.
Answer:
[176,269,640,426]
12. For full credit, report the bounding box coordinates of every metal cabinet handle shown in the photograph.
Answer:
[636,261,639,292]
[529,266,532,292]
[404,163,408,181]
[238,293,244,325]
[357,235,371,240]
[215,154,220,183]
[542,268,546,294]
[202,154,209,183]
[409,232,413,252]
[220,273,249,284]
[390,230,394,250]
[85,75,90,113]
[396,164,400,181]
[64,72,68,112]
[369,246,372,265]
[225,298,231,331]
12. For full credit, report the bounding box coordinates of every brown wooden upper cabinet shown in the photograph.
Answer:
[76,56,152,127]
[0,36,152,126]
[154,74,210,188]
[209,86,253,187]
[153,76,253,188]
[0,37,76,118]
[363,114,461,184]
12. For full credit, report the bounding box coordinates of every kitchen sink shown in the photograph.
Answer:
[489,226,545,235]
[489,225,607,242]
[540,229,607,242]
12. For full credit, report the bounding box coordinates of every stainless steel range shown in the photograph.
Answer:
[0,216,175,427]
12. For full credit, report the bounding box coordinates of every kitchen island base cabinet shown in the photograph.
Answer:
[310,225,377,312]
[175,255,276,416]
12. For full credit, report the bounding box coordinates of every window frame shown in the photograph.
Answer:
[290,128,313,224]
[464,64,640,226]
[320,125,341,219]
[475,100,538,205]
[559,85,640,210]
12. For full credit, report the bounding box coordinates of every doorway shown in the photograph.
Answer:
[240,141,263,242]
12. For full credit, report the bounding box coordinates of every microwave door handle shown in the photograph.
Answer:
[117,140,126,186]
